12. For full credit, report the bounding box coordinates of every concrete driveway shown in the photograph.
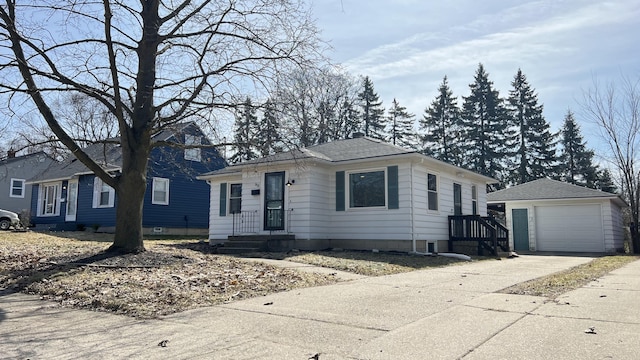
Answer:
[1,255,639,359]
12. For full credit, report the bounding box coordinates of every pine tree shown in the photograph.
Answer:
[230,97,259,163]
[255,99,283,157]
[387,98,416,149]
[357,76,386,140]
[420,76,463,166]
[506,69,557,185]
[558,110,599,187]
[460,64,512,182]
[595,168,618,193]
[338,98,360,139]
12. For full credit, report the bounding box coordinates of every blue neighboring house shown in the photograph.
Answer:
[28,122,226,234]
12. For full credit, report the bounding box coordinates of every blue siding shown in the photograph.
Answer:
[29,124,225,231]
[75,175,116,228]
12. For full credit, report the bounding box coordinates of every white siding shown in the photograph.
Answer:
[207,175,241,240]
[604,200,625,251]
[205,156,492,248]
[324,160,412,241]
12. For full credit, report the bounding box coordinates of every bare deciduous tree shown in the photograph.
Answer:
[582,76,640,253]
[0,0,322,253]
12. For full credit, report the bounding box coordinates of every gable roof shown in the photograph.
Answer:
[199,137,496,183]
[487,178,625,205]
[29,122,207,183]
[241,137,413,165]
[0,151,51,166]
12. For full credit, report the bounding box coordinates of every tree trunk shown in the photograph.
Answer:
[109,169,147,253]
[108,131,151,254]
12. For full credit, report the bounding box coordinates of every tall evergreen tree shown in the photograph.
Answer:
[506,69,557,185]
[387,98,416,148]
[460,64,511,183]
[595,168,618,193]
[230,97,259,163]
[338,98,360,139]
[255,99,283,157]
[558,110,599,187]
[421,76,463,166]
[357,76,386,140]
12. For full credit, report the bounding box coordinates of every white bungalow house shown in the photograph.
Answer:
[198,136,499,253]
[487,178,626,253]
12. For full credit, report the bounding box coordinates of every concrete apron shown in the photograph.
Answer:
[2,255,638,360]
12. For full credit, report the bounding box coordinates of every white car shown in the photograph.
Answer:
[0,209,21,230]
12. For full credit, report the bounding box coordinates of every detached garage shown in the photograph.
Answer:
[488,178,626,253]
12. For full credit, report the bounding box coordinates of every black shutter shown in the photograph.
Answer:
[387,166,399,209]
[336,171,345,211]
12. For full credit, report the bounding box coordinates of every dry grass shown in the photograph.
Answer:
[0,232,337,318]
[248,250,466,276]
[4,231,634,317]
[500,255,639,298]
[0,231,470,318]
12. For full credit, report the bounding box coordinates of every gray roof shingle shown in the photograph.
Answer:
[487,178,620,202]
[200,137,416,177]
[29,142,122,182]
[30,122,200,182]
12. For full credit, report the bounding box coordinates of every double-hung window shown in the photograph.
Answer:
[10,178,25,198]
[427,173,438,211]
[152,177,170,205]
[349,170,385,208]
[93,177,115,208]
[184,134,201,162]
[229,184,242,214]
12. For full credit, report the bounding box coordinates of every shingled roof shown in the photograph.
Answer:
[238,136,414,165]
[199,136,496,183]
[487,178,624,203]
[29,122,202,183]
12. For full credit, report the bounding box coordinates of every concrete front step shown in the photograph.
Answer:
[223,241,269,249]
[217,247,263,254]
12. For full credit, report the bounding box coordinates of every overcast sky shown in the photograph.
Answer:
[313,0,639,151]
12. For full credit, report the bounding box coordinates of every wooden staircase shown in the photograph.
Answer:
[448,215,509,256]
[217,234,295,254]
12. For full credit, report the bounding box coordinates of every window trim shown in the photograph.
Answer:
[184,134,202,162]
[427,172,439,212]
[37,182,61,217]
[229,183,242,214]
[10,178,25,198]
[151,177,170,205]
[92,177,115,208]
[347,168,387,209]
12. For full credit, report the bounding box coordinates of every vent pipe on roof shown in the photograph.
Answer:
[7,149,16,159]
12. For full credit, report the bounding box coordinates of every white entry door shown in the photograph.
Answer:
[65,180,78,222]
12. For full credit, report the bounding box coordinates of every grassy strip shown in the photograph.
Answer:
[249,251,472,276]
[500,255,639,298]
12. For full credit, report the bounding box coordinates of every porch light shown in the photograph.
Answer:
[286,179,295,187]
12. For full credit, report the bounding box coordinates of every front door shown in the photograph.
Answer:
[65,180,78,222]
[264,172,285,230]
[512,208,529,251]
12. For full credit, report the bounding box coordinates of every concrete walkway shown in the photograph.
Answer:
[1,255,639,359]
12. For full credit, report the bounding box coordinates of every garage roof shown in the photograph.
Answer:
[487,178,626,206]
